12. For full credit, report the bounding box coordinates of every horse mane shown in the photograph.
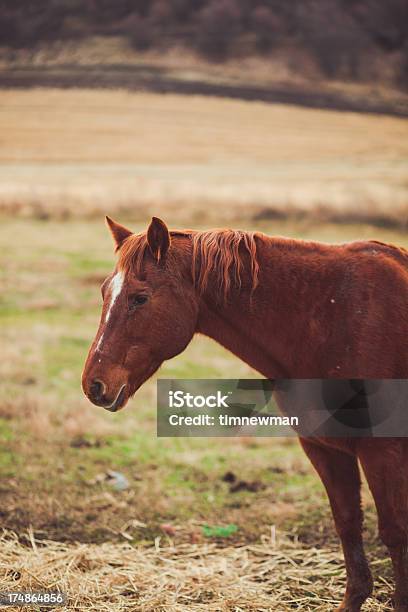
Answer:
[118,228,260,300]
[192,229,259,299]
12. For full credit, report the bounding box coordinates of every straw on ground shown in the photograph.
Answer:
[0,530,392,611]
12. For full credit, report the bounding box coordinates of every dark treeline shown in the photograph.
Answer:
[1,0,407,87]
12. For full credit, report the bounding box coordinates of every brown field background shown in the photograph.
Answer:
[1,88,408,227]
[1,86,408,610]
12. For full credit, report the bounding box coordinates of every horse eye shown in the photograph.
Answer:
[128,294,148,310]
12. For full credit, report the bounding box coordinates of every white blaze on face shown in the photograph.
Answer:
[94,271,124,354]
[106,271,124,323]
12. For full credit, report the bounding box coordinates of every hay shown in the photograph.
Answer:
[0,530,392,611]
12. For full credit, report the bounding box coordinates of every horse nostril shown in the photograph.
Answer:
[90,379,105,401]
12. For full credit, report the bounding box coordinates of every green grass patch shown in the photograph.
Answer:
[0,419,18,477]
[66,252,112,277]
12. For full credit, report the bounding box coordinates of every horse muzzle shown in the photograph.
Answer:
[85,379,128,412]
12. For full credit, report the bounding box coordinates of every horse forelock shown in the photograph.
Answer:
[117,232,149,278]
[117,228,260,300]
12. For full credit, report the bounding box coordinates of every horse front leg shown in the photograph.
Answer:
[299,438,373,612]
[358,440,408,612]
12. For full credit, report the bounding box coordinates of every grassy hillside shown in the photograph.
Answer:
[1,0,408,88]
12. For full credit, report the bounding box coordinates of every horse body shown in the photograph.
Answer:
[191,230,408,612]
[197,236,408,380]
[82,217,408,611]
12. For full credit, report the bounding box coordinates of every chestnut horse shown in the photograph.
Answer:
[82,216,408,611]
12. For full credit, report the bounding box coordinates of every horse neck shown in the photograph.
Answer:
[194,235,312,378]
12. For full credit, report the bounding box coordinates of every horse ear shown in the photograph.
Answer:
[106,216,132,250]
[147,217,170,262]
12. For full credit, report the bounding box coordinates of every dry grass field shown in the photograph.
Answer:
[1,88,408,226]
[1,87,408,610]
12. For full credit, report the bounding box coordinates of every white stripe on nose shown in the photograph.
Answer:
[95,333,104,352]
